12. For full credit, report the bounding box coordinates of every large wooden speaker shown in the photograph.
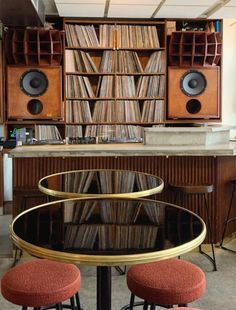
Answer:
[168,67,220,119]
[7,66,62,119]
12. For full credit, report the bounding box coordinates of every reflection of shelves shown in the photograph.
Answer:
[169,31,222,67]
[5,28,63,66]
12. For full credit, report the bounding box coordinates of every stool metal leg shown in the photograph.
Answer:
[199,194,217,271]
[143,301,149,310]
[12,248,23,267]
[115,266,127,275]
[75,292,81,310]
[56,304,63,310]
[70,296,76,310]
[120,293,146,310]
[220,184,236,252]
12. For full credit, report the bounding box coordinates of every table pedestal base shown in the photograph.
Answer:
[97,266,111,310]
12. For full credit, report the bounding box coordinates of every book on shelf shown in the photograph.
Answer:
[96,76,114,97]
[66,100,92,123]
[141,100,164,122]
[65,23,162,49]
[92,100,141,123]
[66,75,95,98]
[65,50,99,73]
[84,125,143,142]
[66,125,83,139]
[116,25,160,48]
[34,125,62,141]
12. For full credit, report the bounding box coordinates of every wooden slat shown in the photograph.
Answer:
[13,156,236,242]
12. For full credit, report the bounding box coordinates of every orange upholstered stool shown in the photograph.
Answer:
[127,259,206,309]
[1,259,81,310]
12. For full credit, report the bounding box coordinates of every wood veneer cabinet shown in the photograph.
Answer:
[63,19,166,142]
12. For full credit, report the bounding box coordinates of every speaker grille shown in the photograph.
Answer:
[180,70,207,97]
[20,69,48,97]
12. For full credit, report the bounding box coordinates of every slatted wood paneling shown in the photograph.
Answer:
[13,156,236,242]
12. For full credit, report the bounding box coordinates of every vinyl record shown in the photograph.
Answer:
[180,70,207,97]
[20,69,48,97]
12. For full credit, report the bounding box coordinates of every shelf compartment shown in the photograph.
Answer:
[4,28,64,66]
[169,31,222,67]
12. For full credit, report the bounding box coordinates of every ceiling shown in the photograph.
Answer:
[43,0,236,19]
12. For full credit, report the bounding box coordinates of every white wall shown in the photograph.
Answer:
[3,154,12,201]
[222,19,236,136]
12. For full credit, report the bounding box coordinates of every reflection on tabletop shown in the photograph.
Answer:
[11,198,204,257]
[38,169,164,198]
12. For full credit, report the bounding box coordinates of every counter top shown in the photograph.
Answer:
[8,142,236,158]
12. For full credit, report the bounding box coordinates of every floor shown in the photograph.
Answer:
[0,203,236,310]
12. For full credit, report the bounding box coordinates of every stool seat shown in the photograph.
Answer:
[170,184,213,194]
[127,259,206,307]
[1,259,81,308]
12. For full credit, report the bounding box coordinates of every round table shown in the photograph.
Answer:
[10,197,206,310]
[38,169,164,199]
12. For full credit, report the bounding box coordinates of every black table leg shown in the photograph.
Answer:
[97,266,112,310]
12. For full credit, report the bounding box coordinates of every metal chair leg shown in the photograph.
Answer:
[199,194,217,271]
[220,183,236,252]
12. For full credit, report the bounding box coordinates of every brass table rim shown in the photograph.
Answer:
[10,197,206,266]
[38,169,164,199]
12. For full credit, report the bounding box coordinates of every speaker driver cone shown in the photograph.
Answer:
[180,70,207,97]
[20,69,48,97]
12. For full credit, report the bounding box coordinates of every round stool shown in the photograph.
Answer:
[127,259,206,309]
[220,179,236,252]
[1,259,81,310]
[169,183,217,271]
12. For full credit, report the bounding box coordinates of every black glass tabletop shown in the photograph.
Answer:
[38,169,164,199]
[10,197,206,266]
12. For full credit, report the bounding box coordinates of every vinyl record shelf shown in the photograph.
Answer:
[63,19,167,142]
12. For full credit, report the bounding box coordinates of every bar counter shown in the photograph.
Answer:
[8,142,236,158]
[8,142,236,243]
